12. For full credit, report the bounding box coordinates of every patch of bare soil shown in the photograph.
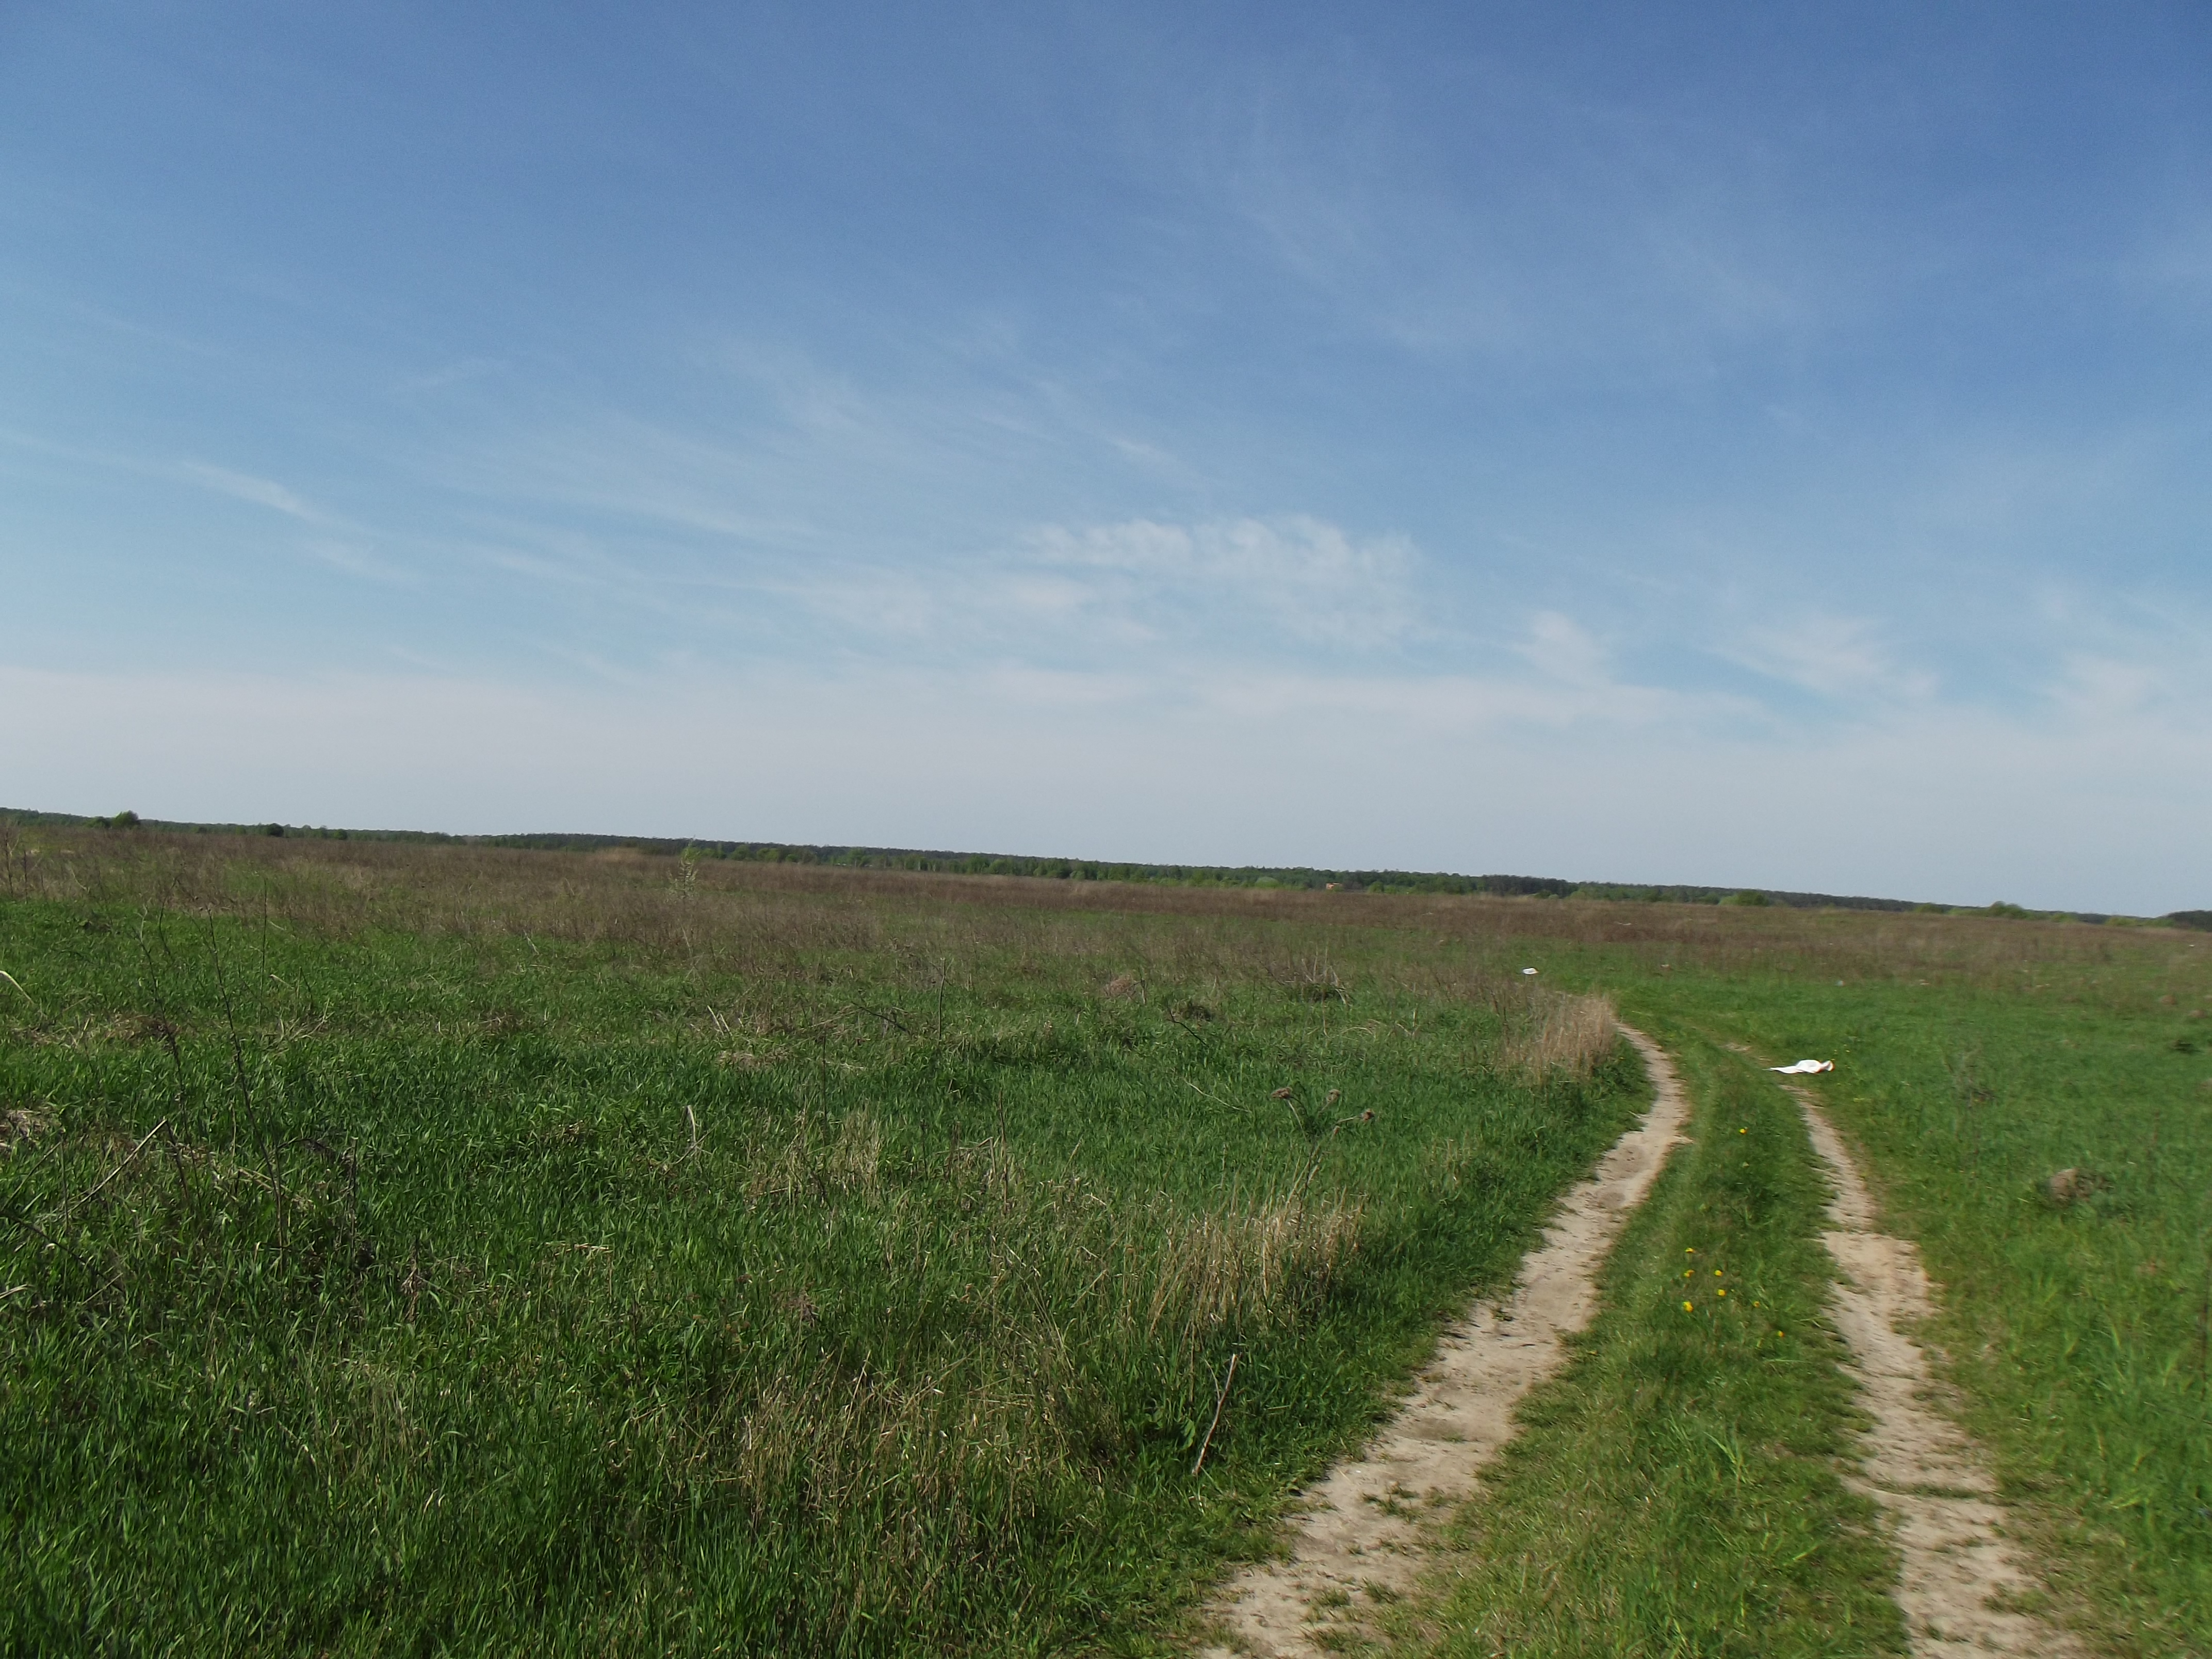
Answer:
[1195,1026,1690,1657]
[1791,1086,2083,1657]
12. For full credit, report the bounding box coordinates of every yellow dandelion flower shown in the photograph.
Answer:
[1682,1300,1695,1312]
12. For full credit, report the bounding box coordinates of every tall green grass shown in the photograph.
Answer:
[0,879,1639,1657]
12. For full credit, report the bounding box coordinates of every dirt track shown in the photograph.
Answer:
[1791,1085,2082,1657]
[1195,1025,1691,1657]
[1194,1031,2081,1658]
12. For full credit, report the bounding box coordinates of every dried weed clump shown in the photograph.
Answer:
[0,1107,46,1156]
[1499,987,1621,1078]
[693,1179,1367,1534]
[745,1109,887,1207]
[1138,1189,1364,1343]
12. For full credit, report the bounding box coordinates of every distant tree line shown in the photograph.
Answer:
[1,806,2176,925]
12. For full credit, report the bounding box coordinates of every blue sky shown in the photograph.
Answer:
[4,3,2207,910]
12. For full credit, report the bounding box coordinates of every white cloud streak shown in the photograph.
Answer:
[170,463,327,523]
[1715,614,1939,702]
[1021,515,1419,649]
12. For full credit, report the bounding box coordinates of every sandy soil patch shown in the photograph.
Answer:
[1195,1026,1690,1657]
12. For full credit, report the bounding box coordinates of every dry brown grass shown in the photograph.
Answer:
[0,1107,45,1156]
[1499,987,1622,1079]
[746,1108,887,1206]
[1139,1189,1365,1343]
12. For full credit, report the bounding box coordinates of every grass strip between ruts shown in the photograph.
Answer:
[1380,1025,1908,1658]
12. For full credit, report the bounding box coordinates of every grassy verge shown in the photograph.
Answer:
[1381,1026,1905,1658]
[0,845,1641,1658]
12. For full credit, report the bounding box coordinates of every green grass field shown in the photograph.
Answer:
[0,833,1640,1656]
[3,827,2207,1655]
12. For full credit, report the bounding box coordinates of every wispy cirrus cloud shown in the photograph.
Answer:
[300,539,416,584]
[0,431,339,528]
[1715,614,1938,702]
[694,514,1422,665]
[170,462,328,523]
[159,460,424,584]
[1179,51,1842,367]
[1515,611,1614,685]
[0,431,418,585]
[1020,515,1419,649]
[455,495,1432,666]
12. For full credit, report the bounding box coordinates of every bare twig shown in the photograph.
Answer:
[2194,1255,2210,1392]
[2,1206,90,1274]
[0,968,38,1013]
[1192,1352,1240,1475]
[1289,1111,1375,1202]
[72,1117,170,1211]
[840,999,915,1035]
[203,932,254,1148]
[205,927,285,1250]
[1181,1076,1243,1113]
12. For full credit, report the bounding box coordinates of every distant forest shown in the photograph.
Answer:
[6,807,2175,926]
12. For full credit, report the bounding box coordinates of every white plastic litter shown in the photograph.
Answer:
[1770,1059,1834,1074]
[1521,967,1539,976]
